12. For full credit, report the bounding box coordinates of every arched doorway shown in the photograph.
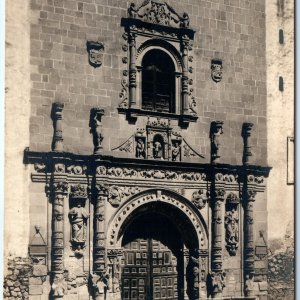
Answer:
[121,212,183,300]
[111,194,206,300]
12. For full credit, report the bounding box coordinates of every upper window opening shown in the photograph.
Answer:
[142,49,175,113]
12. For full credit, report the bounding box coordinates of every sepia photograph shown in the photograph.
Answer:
[4,0,294,299]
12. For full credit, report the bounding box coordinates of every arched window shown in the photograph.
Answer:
[142,49,175,113]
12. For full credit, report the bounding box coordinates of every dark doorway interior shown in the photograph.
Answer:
[121,213,184,300]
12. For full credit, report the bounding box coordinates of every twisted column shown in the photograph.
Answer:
[242,123,253,165]
[51,102,64,152]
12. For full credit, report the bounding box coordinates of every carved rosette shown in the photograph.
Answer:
[210,121,223,164]
[51,180,68,297]
[93,184,108,274]
[89,108,105,154]
[51,102,64,152]
[244,189,257,277]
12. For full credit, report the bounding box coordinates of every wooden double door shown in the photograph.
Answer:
[121,213,183,300]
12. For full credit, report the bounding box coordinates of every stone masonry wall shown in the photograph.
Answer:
[29,0,267,165]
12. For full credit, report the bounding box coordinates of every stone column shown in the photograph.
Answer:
[181,39,189,115]
[128,31,137,108]
[186,252,200,300]
[50,179,68,298]
[242,123,253,165]
[89,108,104,155]
[209,187,226,298]
[91,184,108,300]
[51,102,64,152]
[243,189,257,279]
[210,121,223,164]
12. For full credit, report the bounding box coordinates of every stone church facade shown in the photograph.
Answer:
[5,0,271,299]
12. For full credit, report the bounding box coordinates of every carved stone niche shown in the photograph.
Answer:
[224,193,239,256]
[29,225,47,265]
[146,118,171,160]
[118,1,197,128]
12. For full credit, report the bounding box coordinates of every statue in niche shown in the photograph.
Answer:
[225,208,239,255]
[136,138,146,158]
[172,141,181,161]
[89,108,104,154]
[69,201,89,246]
[153,141,163,158]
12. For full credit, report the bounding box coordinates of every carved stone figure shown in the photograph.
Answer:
[172,141,181,161]
[211,59,223,83]
[86,41,104,68]
[244,274,254,296]
[210,121,223,164]
[89,108,105,154]
[136,138,146,158]
[68,202,89,245]
[51,273,67,298]
[90,268,110,299]
[153,140,163,159]
[225,209,239,255]
[207,271,226,297]
[191,189,207,210]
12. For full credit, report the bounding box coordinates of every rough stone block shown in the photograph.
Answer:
[29,277,43,285]
[32,265,48,277]
[29,284,43,295]
[258,281,268,291]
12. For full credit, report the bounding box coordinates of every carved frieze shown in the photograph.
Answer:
[108,186,141,207]
[67,165,86,175]
[127,0,190,29]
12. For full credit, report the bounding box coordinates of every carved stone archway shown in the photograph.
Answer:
[107,189,209,300]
